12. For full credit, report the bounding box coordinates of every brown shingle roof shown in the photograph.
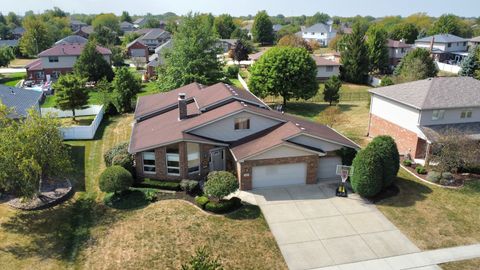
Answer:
[387,39,412,48]
[312,55,341,66]
[38,43,111,57]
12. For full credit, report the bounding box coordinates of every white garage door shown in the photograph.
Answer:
[252,163,307,189]
[131,49,145,57]
[317,156,342,179]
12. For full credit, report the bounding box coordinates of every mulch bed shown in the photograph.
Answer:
[5,179,73,210]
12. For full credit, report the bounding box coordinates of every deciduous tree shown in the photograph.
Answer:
[54,73,89,121]
[213,14,237,39]
[74,40,114,82]
[0,46,15,67]
[112,67,141,112]
[277,34,312,52]
[394,48,437,82]
[388,23,419,44]
[92,13,119,33]
[19,15,51,57]
[252,11,274,45]
[120,11,132,23]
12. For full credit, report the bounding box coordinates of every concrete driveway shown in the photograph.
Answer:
[236,181,421,270]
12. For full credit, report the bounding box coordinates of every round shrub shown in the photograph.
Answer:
[204,197,241,214]
[368,136,400,188]
[104,142,130,167]
[225,65,240,78]
[111,153,134,170]
[204,171,239,200]
[351,146,384,197]
[99,165,133,194]
[195,196,209,209]
[416,165,427,175]
[427,171,441,183]
[180,179,199,193]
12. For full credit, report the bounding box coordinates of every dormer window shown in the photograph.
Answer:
[461,110,472,119]
[234,117,250,130]
[432,110,445,121]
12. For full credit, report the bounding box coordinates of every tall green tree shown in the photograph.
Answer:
[74,40,114,82]
[44,16,72,43]
[112,67,141,113]
[252,11,274,45]
[90,25,119,47]
[394,48,438,82]
[214,14,237,39]
[249,46,317,108]
[340,22,369,83]
[388,23,419,44]
[54,74,89,121]
[19,15,51,57]
[144,18,161,28]
[323,76,342,105]
[366,25,389,74]
[277,34,312,52]
[429,14,462,36]
[157,13,222,90]
[0,46,15,67]
[459,46,479,77]
[120,11,132,23]
[231,39,250,62]
[305,12,330,26]
[6,12,20,26]
[0,106,72,198]
[92,13,120,33]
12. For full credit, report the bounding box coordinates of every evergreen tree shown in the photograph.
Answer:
[74,40,114,82]
[54,74,89,121]
[120,11,132,23]
[213,14,237,39]
[367,25,389,74]
[459,46,479,77]
[157,13,222,91]
[252,11,274,45]
[323,76,342,105]
[340,22,369,83]
[112,67,141,113]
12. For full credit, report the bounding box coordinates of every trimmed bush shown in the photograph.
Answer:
[368,136,400,188]
[104,142,131,167]
[403,159,413,166]
[139,178,181,191]
[99,165,133,194]
[351,146,384,197]
[416,165,427,174]
[336,147,357,166]
[427,171,441,183]
[204,171,239,200]
[111,153,134,171]
[180,179,199,193]
[195,196,209,209]
[225,65,240,78]
[204,197,241,214]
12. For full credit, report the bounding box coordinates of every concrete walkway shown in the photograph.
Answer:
[314,243,480,270]
[236,181,422,270]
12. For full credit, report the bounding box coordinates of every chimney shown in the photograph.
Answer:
[178,93,187,120]
[429,36,435,53]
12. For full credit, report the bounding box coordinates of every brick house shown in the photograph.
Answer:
[25,43,111,82]
[368,77,480,162]
[126,40,149,63]
[129,83,359,190]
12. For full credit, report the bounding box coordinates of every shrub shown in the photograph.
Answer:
[368,136,400,188]
[225,65,240,78]
[427,171,441,183]
[195,196,209,209]
[442,172,454,180]
[139,179,181,191]
[403,159,413,166]
[144,189,158,202]
[104,142,130,167]
[99,166,133,194]
[204,171,239,200]
[111,153,134,171]
[180,179,199,193]
[204,197,241,214]
[181,247,222,270]
[416,165,427,174]
[351,146,384,197]
[336,147,357,166]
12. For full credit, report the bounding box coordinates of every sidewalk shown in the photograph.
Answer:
[314,243,480,270]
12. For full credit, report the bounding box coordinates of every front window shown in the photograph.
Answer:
[48,56,59,63]
[142,151,156,174]
[326,66,334,72]
[234,117,250,130]
[447,43,452,48]
[461,110,472,119]
[432,110,445,121]
[187,143,200,174]
[166,144,180,176]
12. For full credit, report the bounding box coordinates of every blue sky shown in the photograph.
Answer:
[2,0,479,17]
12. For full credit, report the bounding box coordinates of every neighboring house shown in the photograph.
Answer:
[129,82,359,190]
[25,43,111,82]
[387,39,413,68]
[0,39,19,48]
[312,56,341,80]
[415,34,468,64]
[146,39,173,79]
[0,85,42,119]
[272,24,283,33]
[120,21,135,33]
[55,35,88,45]
[126,39,149,63]
[146,59,158,80]
[134,28,171,52]
[70,20,87,32]
[73,25,94,38]
[368,77,480,162]
[12,27,25,39]
[302,21,336,46]
[133,17,148,28]
[216,39,237,54]
[248,50,267,64]
[469,36,480,50]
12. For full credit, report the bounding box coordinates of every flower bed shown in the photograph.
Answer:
[400,157,468,188]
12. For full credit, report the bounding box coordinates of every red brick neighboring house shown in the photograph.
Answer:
[129,82,359,190]
[26,43,112,82]
[368,77,480,162]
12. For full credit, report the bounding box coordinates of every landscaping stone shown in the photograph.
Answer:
[6,179,73,210]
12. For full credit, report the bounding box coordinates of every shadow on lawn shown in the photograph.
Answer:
[226,205,261,220]
[376,174,433,208]
[69,145,86,192]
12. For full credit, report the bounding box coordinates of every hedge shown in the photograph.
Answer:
[137,178,181,191]
[351,146,384,197]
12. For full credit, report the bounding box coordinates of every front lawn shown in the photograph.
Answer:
[0,72,26,87]
[377,169,480,250]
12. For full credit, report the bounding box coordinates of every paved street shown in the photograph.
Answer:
[236,181,422,270]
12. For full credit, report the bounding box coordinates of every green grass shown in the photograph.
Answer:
[377,169,480,250]
[58,115,96,126]
[0,72,26,87]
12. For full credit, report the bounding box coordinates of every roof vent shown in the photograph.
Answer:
[300,127,305,130]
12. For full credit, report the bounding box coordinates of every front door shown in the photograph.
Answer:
[209,148,225,171]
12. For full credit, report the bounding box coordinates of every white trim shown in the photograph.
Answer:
[130,139,228,154]
[285,132,360,150]
[201,96,267,112]
[240,142,325,162]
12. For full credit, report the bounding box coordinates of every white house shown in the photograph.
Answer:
[312,56,340,80]
[415,34,468,64]
[302,21,336,46]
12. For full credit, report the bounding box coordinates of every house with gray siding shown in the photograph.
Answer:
[0,85,42,119]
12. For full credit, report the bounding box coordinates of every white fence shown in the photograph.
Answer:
[237,73,250,91]
[368,76,382,87]
[41,105,104,140]
[435,61,461,74]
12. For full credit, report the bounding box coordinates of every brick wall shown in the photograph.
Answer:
[238,155,318,190]
[369,114,421,157]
